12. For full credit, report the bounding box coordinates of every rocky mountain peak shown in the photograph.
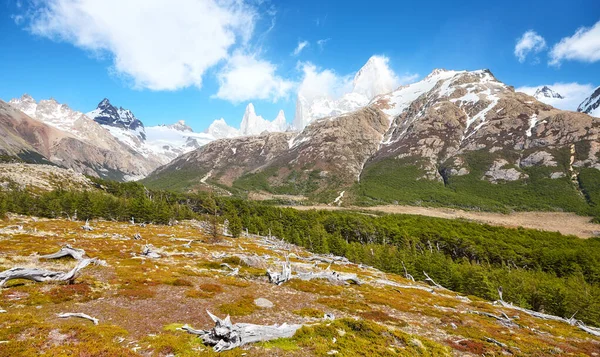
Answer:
[87,98,144,132]
[425,68,450,78]
[534,86,564,99]
[167,120,193,132]
[240,103,287,136]
[577,86,600,117]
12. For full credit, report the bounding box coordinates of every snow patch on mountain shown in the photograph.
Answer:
[578,86,600,117]
[373,69,464,120]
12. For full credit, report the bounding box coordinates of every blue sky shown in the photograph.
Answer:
[1,0,599,131]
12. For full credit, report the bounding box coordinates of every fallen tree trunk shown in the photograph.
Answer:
[495,288,600,337]
[0,258,97,288]
[57,312,99,325]
[295,270,361,285]
[181,310,303,352]
[40,245,86,261]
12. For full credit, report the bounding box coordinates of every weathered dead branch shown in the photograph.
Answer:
[0,258,98,287]
[181,310,302,352]
[141,244,161,259]
[295,270,361,285]
[470,310,518,328]
[57,312,99,325]
[423,271,445,289]
[81,219,93,231]
[40,244,86,261]
[495,288,600,337]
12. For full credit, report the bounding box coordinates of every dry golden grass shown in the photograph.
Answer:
[0,216,597,356]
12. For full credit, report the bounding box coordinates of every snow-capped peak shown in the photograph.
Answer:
[206,118,240,139]
[577,86,600,117]
[166,120,193,132]
[240,103,287,136]
[352,55,399,100]
[425,68,451,79]
[9,94,37,117]
[87,98,145,132]
[534,86,564,100]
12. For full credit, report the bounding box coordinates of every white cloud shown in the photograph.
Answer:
[297,62,353,102]
[549,21,600,66]
[292,40,309,56]
[316,38,330,50]
[23,0,257,91]
[297,55,411,102]
[214,52,294,103]
[514,30,547,63]
[516,82,595,110]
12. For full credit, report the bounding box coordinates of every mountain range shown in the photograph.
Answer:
[143,68,600,217]
[1,56,600,215]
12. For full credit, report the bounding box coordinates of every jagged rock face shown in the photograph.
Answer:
[88,98,145,134]
[578,86,600,117]
[281,107,389,184]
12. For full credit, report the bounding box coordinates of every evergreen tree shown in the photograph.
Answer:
[0,193,6,219]
[227,213,243,238]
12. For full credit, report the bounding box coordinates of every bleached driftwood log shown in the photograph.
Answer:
[0,258,97,287]
[141,244,161,259]
[57,312,99,325]
[267,256,292,285]
[495,288,600,337]
[81,219,94,231]
[295,270,361,285]
[300,254,350,265]
[181,310,302,352]
[40,245,86,261]
[374,278,434,293]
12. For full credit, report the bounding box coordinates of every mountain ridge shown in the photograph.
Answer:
[143,68,600,219]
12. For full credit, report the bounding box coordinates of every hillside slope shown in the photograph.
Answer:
[0,216,598,356]
[3,98,157,181]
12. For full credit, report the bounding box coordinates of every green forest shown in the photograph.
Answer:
[1,178,599,327]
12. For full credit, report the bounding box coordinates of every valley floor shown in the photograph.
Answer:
[0,216,598,356]
[290,205,600,239]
